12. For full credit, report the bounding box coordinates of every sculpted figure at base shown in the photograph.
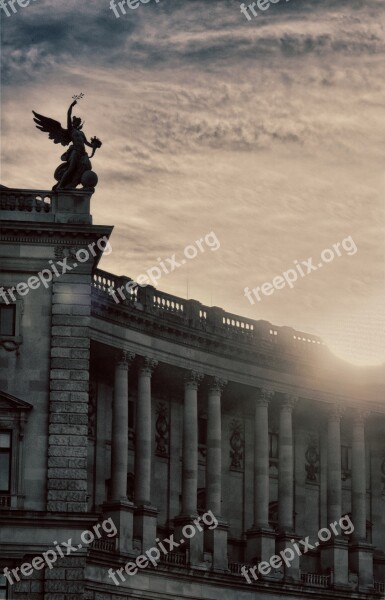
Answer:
[32,94,102,191]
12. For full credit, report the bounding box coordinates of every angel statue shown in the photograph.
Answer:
[32,95,102,191]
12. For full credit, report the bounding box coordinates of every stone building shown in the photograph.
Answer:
[0,186,384,600]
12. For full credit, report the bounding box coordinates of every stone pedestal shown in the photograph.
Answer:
[174,515,204,566]
[53,190,92,224]
[205,519,228,571]
[320,537,349,588]
[134,504,159,552]
[103,500,134,554]
[246,527,276,564]
[276,533,300,582]
[350,542,374,591]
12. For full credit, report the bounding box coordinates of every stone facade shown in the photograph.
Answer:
[0,187,384,600]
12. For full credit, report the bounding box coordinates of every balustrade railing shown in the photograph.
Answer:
[153,291,184,316]
[228,561,251,575]
[92,268,326,356]
[0,495,11,508]
[300,572,331,587]
[160,552,186,566]
[90,538,116,552]
[92,269,138,302]
[374,581,385,593]
[0,188,53,213]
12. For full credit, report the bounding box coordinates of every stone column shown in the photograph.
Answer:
[134,357,158,550]
[350,410,374,591]
[111,351,133,501]
[246,388,275,564]
[320,404,349,588]
[276,394,299,582]
[174,371,204,566]
[206,377,228,571]
[278,394,296,532]
[182,371,202,515]
[327,405,343,524]
[103,351,135,554]
[352,410,367,542]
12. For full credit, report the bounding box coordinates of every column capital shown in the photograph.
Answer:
[328,403,345,422]
[184,370,204,390]
[117,350,135,368]
[352,408,370,424]
[208,376,227,394]
[281,394,298,411]
[256,388,274,406]
[138,356,158,376]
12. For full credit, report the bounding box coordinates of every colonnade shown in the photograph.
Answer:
[106,353,374,587]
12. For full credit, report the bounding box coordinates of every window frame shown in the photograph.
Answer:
[0,431,12,494]
[0,296,23,354]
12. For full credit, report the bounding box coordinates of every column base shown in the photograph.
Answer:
[134,504,159,551]
[320,537,349,587]
[349,541,374,591]
[174,515,204,566]
[245,527,276,565]
[102,500,134,554]
[205,519,228,572]
[276,532,300,582]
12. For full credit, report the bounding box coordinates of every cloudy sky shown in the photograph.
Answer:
[1,0,384,366]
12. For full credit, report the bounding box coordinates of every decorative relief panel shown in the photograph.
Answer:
[305,433,319,483]
[155,401,169,456]
[88,381,97,438]
[229,418,244,471]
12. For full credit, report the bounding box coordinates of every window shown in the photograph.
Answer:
[269,432,278,460]
[0,432,11,494]
[0,391,32,509]
[0,573,8,599]
[0,305,16,337]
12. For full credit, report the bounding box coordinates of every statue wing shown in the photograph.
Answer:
[32,111,71,146]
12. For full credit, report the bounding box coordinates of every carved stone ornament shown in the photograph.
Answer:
[139,356,158,376]
[208,377,227,394]
[88,381,97,438]
[155,402,169,456]
[305,433,319,483]
[184,370,204,390]
[229,418,244,470]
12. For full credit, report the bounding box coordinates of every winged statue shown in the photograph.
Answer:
[32,95,102,191]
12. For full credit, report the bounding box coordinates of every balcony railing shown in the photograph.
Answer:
[90,538,117,552]
[374,581,385,593]
[300,572,331,587]
[0,495,11,508]
[159,552,186,566]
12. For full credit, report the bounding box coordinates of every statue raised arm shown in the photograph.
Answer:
[32,94,102,191]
